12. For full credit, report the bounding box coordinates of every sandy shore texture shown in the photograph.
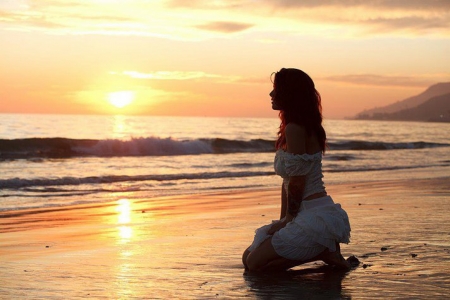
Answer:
[1,177,449,299]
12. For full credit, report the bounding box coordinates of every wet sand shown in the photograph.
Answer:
[1,177,449,299]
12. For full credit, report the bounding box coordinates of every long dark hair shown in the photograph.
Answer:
[272,68,327,153]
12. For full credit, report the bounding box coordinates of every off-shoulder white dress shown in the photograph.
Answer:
[248,150,351,261]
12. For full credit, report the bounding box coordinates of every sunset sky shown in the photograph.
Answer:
[1,0,449,119]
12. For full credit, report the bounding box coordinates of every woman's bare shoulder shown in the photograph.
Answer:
[285,123,306,154]
[285,123,306,137]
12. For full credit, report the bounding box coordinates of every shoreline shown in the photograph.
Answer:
[1,176,449,298]
[1,174,448,219]
[2,164,449,213]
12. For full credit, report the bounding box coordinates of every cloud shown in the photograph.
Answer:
[118,71,222,80]
[165,0,450,12]
[260,1,450,36]
[0,0,30,11]
[261,0,450,10]
[111,70,266,85]
[0,1,256,39]
[362,16,450,34]
[165,0,246,9]
[0,10,64,29]
[1,0,448,38]
[0,1,139,33]
[320,74,444,88]
[168,0,450,37]
[195,21,253,33]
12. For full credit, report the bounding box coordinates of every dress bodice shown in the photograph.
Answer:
[274,149,326,199]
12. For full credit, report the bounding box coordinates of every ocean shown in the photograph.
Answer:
[1,114,449,211]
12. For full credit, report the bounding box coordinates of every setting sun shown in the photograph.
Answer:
[108,91,135,108]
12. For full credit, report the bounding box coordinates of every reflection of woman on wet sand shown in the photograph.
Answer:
[243,265,350,299]
[243,68,351,272]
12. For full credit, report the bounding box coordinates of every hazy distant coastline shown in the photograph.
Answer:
[354,82,450,122]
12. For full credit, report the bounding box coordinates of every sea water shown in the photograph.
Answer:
[1,114,449,211]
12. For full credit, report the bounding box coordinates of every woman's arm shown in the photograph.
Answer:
[284,123,307,221]
[280,183,287,220]
[268,124,307,234]
[269,176,305,234]
[285,176,305,221]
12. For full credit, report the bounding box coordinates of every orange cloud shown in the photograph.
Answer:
[195,21,253,33]
[1,0,447,38]
[110,70,265,85]
[320,74,447,88]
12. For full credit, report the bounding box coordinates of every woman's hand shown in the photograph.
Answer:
[268,219,288,235]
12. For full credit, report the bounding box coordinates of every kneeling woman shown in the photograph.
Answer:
[243,68,351,272]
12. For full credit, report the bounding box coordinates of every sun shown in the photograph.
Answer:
[108,91,135,108]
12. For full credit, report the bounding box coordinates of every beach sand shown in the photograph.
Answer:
[1,177,449,299]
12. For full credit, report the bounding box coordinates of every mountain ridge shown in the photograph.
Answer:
[354,82,450,122]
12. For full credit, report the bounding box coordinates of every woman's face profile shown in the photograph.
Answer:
[270,89,282,110]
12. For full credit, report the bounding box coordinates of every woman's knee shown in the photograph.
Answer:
[245,252,263,272]
[245,238,279,272]
[242,248,251,268]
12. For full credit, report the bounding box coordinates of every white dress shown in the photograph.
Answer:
[248,150,351,261]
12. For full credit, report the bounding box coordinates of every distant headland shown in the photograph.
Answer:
[353,82,450,122]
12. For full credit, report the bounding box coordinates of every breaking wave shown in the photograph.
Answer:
[0,137,448,160]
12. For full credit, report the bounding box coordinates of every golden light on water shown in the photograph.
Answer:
[117,199,131,223]
[116,199,133,241]
[118,226,133,240]
[108,91,135,108]
[112,115,131,139]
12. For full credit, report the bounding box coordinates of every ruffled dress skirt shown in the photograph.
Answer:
[248,195,351,261]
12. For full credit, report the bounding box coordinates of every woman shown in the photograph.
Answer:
[242,68,351,272]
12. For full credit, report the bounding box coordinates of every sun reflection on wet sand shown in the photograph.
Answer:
[118,226,133,240]
[116,199,133,242]
[113,199,138,297]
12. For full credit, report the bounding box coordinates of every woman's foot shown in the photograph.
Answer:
[319,244,351,270]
